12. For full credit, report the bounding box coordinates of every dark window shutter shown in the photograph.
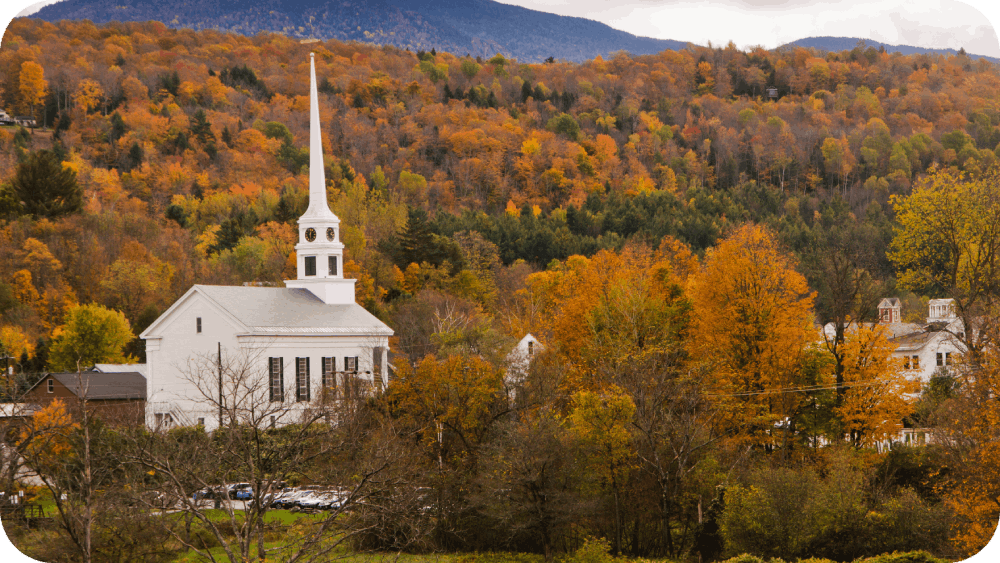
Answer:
[306,357,311,401]
[279,357,284,402]
[268,357,274,402]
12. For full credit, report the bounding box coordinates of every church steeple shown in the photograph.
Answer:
[285,53,357,305]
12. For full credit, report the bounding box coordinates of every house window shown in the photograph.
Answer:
[329,256,338,276]
[154,413,173,429]
[344,356,358,373]
[322,357,336,394]
[528,341,534,356]
[304,256,317,276]
[47,379,54,393]
[269,357,284,402]
[904,357,911,370]
[197,317,202,333]
[912,356,920,370]
[197,417,205,426]
[945,352,952,366]
[936,353,944,367]
[296,357,310,402]
[270,416,276,428]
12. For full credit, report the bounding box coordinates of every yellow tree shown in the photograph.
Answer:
[389,353,506,463]
[0,325,34,365]
[73,79,105,116]
[688,224,817,446]
[569,386,636,555]
[834,325,917,446]
[48,303,135,371]
[889,166,1000,364]
[18,60,47,123]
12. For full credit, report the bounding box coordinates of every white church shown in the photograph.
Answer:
[140,54,393,431]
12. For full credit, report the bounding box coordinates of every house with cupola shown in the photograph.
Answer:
[139,54,393,431]
[823,297,966,387]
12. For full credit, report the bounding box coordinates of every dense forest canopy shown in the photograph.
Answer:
[0,17,998,359]
[4,18,1000,562]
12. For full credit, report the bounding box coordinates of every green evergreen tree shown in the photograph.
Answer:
[189,109,215,144]
[9,150,82,218]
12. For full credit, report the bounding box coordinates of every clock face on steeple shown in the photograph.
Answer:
[305,228,316,242]
[326,227,335,241]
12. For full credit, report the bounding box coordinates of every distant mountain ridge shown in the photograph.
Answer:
[783,36,1000,63]
[26,0,690,63]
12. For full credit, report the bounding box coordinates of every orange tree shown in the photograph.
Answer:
[834,325,917,447]
[687,223,820,449]
[525,240,693,392]
[932,328,1000,557]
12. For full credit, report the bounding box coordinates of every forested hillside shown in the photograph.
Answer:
[28,0,688,63]
[4,19,1000,560]
[4,18,1000,343]
[784,36,999,63]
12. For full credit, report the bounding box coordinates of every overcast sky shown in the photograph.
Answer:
[2,0,1000,56]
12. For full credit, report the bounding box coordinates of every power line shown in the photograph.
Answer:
[706,379,907,398]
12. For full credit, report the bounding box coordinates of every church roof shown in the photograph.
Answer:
[194,285,393,336]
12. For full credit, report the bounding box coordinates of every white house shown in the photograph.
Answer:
[140,54,393,431]
[823,298,965,387]
[887,298,964,386]
[506,333,542,383]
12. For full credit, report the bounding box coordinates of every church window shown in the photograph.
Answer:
[329,256,338,276]
[269,357,284,402]
[197,317,202,333]
[296,357,310,402]
[304,256,316,276]
[373,347,384,388]
[345,356,358,373]
[322,357,336,394]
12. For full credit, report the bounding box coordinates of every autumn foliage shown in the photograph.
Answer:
[2,17,999,561]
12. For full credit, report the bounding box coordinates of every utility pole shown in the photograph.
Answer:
[217,342,222,429]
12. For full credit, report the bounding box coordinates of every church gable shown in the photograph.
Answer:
[140,286,248,340]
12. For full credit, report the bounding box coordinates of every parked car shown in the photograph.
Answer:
[192,486,216,500]
[262,488,290,507]
[273,489,312,509]
[234,487,254,500]
[317,491,349,510]
[225,483,251,499]
[296,491,331,511]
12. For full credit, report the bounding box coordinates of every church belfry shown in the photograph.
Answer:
[285,53,357,305]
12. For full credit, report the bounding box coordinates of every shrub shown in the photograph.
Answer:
[568,537,613,563]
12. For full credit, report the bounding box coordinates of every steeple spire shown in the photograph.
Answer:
[286,53,356,305]
[303,52,338,221]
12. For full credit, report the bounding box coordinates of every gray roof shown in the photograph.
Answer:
[93,363,147,376]
[196,285,393,336]
[48,372,146,400]
[889,330,937,352]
